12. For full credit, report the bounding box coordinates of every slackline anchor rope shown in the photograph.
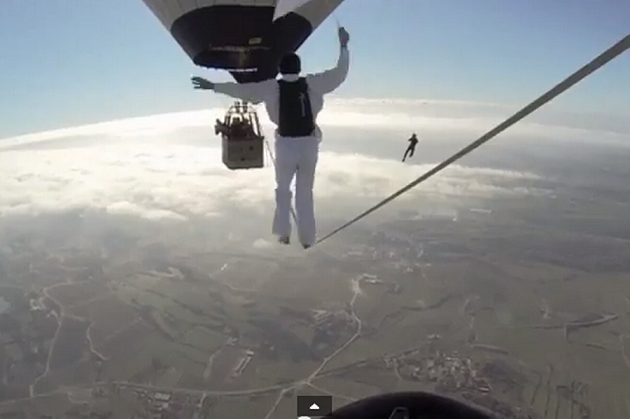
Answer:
[312,33,630,248]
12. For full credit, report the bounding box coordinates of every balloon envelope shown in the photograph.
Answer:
[272,0,316,21]
[141,0,345,83]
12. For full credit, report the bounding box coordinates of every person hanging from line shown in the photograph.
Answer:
[402,133,419,162]
[191,26,351,249]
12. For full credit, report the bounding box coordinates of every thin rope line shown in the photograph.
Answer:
[313,34,630,247]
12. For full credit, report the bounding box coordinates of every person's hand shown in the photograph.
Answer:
[191,76,214,90]
[338,26,349,47]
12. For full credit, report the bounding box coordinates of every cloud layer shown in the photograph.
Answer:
[0,143,545,224]
[4,97,620,224]
[3,98,628,148]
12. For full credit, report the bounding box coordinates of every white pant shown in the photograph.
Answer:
[272,136,319,245]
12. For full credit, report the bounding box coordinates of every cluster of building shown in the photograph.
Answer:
[136,388,204,419]
[392,350,492,395]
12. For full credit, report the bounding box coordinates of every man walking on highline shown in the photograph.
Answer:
[191,27,351,249]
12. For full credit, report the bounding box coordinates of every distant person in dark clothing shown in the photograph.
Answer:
[402,133,419,162]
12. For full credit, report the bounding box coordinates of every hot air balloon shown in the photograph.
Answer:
[141,0,344,83]
[141,0,344,170]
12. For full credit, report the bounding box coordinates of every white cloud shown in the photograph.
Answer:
[314,152,543,201]
[7,97,619,224]
[2,98,628,149]
[253,238,274,249]
[0,133,547,223]
[312,99,630,147]
[105,201,186,222]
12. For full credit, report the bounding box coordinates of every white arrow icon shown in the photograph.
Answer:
[310,403,320,410]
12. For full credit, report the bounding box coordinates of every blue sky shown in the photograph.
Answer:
[0,0,628,138]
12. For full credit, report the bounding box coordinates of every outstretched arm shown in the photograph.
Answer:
[306,27,350,95]
[191,77,273,104]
